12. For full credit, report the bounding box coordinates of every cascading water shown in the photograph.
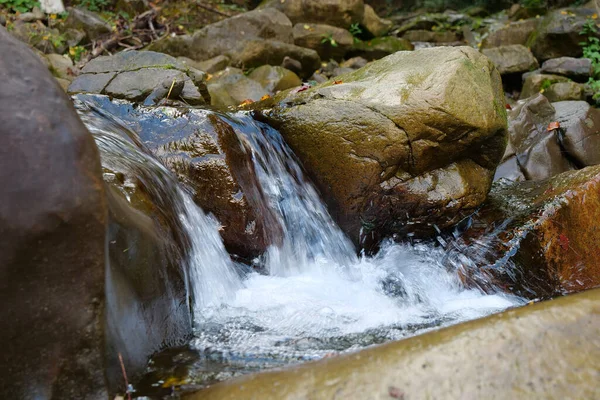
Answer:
[75,95,524,390]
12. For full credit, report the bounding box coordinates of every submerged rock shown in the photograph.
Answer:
[189,288,600,399]
[255,47,507,246]
[68,50,210,105]
[0,26,107,399]
[452,166,600,298]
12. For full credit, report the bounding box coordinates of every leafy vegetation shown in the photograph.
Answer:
[0,0,39,13]
[580,18,600,104]
[321,33,338,48]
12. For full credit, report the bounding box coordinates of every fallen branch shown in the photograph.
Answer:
[118,352,132,400]
[195,1,232,17]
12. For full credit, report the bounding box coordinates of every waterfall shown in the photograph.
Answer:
[75,95,524,381]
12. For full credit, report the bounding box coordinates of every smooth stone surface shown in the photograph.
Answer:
[189,288,600,400]
[544,81,586,102]
[0,25,107,399]
[248,65,302,94]
[540,57,592,80]
[349,36,414,60]
[208,68,269,107]
[520,72,569,99]
[256,47,507,245]
[361,4,392,37]
[554,100,600,166]
[259,0,365,28]
[481,18,538,49]
[482,44,539,75]
[292,23,354,61]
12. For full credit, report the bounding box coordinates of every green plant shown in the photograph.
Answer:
[580,18,600,104]
[69,45,87,62]
[77,0,111,12]
[349,23,362,37]
[321,33,338,47]
[0,0,39,13]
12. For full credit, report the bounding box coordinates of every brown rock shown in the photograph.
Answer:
[481,19,538,49]
[361,4,392,37]
[452,166,600,298]
[256,47,507,245]
[293,23,354,61]
[520,72,569,100]
[482,44,539,75]
[0,26,107,398]
[260,0,365,29]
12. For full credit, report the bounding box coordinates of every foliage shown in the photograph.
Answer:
[540,79,553,91]
[0,0,39,13]
[76,0,112,12]
[321,33,338,47]
[69,45,87,62]
[349,23,362,37]
[580,18,600,104]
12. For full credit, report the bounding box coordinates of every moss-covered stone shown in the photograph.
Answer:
[256,46,507,246]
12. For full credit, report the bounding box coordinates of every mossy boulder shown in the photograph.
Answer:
[255,47,507,246]
[544,81,586,102]
[189,288,600,399]
[520,72,569,99]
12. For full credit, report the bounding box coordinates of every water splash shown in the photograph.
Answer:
[75,97,524,387]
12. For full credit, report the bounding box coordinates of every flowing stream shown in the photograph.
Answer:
[76,96,524,394]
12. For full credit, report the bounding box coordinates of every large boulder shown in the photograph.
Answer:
[0,26,108,398]
[527,8,596,62]
[255,47,508,246]
[68,50,210,105]
[481,19,539,49]
[63,7,112,43]
[189,288,600,399]
[260,0,365,29]
[452,166,600,298]
[148,8,293,61]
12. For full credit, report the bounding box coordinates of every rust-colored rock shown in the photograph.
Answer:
[450,166,600,298]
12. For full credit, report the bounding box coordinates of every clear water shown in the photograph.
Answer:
[75,97,524,393]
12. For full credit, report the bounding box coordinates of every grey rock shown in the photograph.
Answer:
[64,7,112,41]
[482,44,539,75]
[554,101,600,166]
[544,81,586,102]
[540,57,593,80]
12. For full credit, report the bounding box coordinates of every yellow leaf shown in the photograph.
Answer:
[560,10,567,15]
[303,24,310,30]
[593,14,598,20]
[49,14,57,20]
[161,376,188,388]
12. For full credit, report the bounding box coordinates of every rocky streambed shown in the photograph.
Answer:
[1,0,600,399]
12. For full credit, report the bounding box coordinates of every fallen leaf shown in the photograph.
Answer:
[547,121,560,131]
[558,234,569,251]
[239,99,254,106]
[505,103,512,110]
[334,80,343,84]
[260,94,271,101]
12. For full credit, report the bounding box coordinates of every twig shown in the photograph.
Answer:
[196,1,232,17]
[118,352,132,400]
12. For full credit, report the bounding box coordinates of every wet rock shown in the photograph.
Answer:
[544,81,586,102]
[148,8,293,61]
[64,7,112,42]
[83,96,282,258]
[190,288,600,399]
[494,156,525,182]
[520,72,569,99]
[481,19,538,49]
[230,39,321,78]
[503,94,574,181]
[248,65,302,94]
[361,4,392,37]
[0,26,107,399]
[540,57,592,81]
[256,47,507,245]
[554,101,600,166]
[293,23,354,61]
[349,36,414,60]
[68,50,209,105]
[402,29,459,43]
[453,167,600,298]
[207,67,269,107]
[528,8,594,62]
[260,0,365,29]
[482,44,539,75]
